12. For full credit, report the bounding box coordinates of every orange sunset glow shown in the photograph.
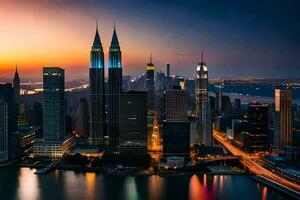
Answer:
[0,1,174,80]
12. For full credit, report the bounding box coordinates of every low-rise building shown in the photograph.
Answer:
[33,135,75,158]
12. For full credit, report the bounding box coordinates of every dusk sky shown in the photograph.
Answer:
[0,0,299,81]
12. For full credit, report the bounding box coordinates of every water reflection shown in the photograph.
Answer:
[17,168,39,200]
[148,175,163,200]
[86,172,96,200]
[124,177,139,200]
[219,175,224,193]
[262,186,267,200]
[0,168,291,200]
[189,175,205,200]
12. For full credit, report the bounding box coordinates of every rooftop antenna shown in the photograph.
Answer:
[201,50,204,63]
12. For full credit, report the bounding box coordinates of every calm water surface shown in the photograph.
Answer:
[0,167,292,200]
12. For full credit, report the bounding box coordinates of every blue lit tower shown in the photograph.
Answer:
[89,23,105,146]
[108,24,122,148]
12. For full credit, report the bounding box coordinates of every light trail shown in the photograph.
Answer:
[213,129,300,193]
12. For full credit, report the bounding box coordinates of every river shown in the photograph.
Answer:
[0,167,293,200]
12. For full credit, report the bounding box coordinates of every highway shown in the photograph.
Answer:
[213,129,300,194]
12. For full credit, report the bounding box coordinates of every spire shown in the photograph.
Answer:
[150,53,152,64]
[201,50,204,64]
[92,20,102,48]
[14,64,19,78]
[110,21,120,48]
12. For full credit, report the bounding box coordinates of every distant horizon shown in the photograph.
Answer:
[1,66,300,83]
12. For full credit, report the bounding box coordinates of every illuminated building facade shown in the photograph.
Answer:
[33,135,75,158]
[274,88,293,150]
[89,24,105,145]
[195,51,212,146]
[108,25,122,148]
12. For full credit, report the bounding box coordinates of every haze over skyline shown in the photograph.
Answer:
[0,0,299,81]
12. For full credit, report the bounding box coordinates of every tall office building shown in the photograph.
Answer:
[163,89,190,157]
[195,51,212,146]
[108,25,122,148]
[195,51,208,122]
[202,98,212,146]
[146,55,155,110]
[215,80,223,114]
[233,103,269,152]
[166,63,170,77]
[89,24,105,145]
[274,88,293,150]
[0,84,16,162]
[75,98,89,138]
[119,91,148,153]
[166,90,188,121]
[43,67,65,141]
[33,67,76,158]
[13,66,20,119]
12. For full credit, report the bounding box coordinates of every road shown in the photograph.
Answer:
[213,129,300,193]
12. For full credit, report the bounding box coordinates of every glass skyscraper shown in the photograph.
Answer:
[108,25,122,148]
[43,67,65,141]
[89,25,105,146]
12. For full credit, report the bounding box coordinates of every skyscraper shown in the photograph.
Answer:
[0,84,16,162]
[195,51,208,122]
[119,91,148,153]
[89,24,105,145]
[33,68,75,158]
[215,80,223,114]
[108,25,122,148]
[13,66,20,119]
[195,51,212,146]
[166,90,188,121]
[166,63,170,77]
[163,89,190,157]
[146,54,155,110]
[43,67,65,141]
[274,88,293,150]
[75,98,89,138]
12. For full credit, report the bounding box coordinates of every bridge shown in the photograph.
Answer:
[213,129,300,199]
[203,156,241,164]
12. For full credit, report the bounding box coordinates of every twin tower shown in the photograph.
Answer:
[89,24,122,148]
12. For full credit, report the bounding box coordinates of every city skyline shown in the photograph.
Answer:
[0,2,299,199]
[1,0,300,81]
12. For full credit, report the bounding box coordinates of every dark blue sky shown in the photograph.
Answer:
[66,0,300,78]
[1,0,300,79]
